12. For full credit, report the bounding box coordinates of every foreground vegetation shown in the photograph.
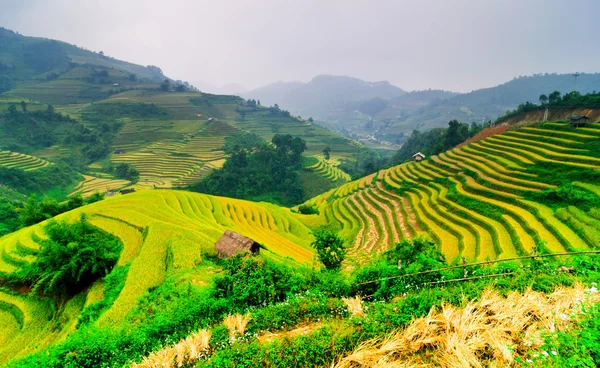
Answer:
[4,235,598,368]
[0,119,599,365]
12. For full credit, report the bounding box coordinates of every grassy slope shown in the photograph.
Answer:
[304,121,600,261]
[0,121,599,364]
[0,190,318,363]
[1,28,358,193]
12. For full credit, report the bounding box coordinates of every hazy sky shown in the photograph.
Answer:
[1,0,599,92]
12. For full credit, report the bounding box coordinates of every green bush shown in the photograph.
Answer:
[213,255,303,308]
[298,203,319,215]
[311,228,346,270]
[12,215,122,297]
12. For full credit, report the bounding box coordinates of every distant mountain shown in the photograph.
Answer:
[0,27,166,85]
[247,72,600,146]
[243,81,304,107]
[246,75,406,115]
[385,73,600,135]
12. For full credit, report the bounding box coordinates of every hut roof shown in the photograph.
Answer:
[412,152,426,158]
[569,115,590,121]
[215,230,260,258]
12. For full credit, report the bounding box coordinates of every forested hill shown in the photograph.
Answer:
[0,28,361,208]
[387,73,600,134]
[246,73,600,146]
[0,27,166,88]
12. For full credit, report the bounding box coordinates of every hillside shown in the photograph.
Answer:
[248,73,600,145]
[0,28,360,198]
[304,120,600,261]
[0,27,165,86]
[387,73,600,134]
[1,119,599,366]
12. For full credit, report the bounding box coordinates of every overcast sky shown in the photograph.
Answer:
[1,0,599,92]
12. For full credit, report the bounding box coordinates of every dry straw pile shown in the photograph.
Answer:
[223,313,252,342]
[343,296,366,317]
[336,284,599,368]
[131,329,211,368]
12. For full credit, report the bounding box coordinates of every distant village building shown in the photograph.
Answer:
[114,149,125,154]
[569,115,591,128]
[214,230,261,258]
[412,152,426,162]
[120,188,136,195]
[113,83,120,87]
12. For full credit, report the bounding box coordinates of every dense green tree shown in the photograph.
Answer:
[323,146,331,160]
[548,90,561,104]
[14,215,122,297]
[222,131,266,154]
[160,79,170,92]
[392,120,480,164]
[114,163,139,182]
[539,94,548,105]
[311,228,346,270]
[190,134,307,205]
[20,100,27,112]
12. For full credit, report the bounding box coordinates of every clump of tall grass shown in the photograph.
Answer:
[131,329,211,368]
[336,284,599,367]
[223,313,252,342]
[342,296,365,317]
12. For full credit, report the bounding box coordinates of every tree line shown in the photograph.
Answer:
[189,132,308,205]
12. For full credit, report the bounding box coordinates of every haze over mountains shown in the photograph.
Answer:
[245,72,600,143]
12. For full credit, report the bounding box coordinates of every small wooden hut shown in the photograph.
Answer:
[412,152,426,162]
[569,115,591,128]
[214,230,260,258]
[120,188,136,195]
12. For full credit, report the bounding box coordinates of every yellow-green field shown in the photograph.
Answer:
[307,156,352,182]
[1,122,599,364]
[0,150,50,171]
[69,175,131,197]
[304,122,600,261]
[0,190,317,362]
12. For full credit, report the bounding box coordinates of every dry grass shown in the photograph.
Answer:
[131,329,211,368]
[335,284,599,368]
[343,296,366,317]
[223,313,252,341]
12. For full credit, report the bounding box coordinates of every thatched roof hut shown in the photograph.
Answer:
[215,230,260,258]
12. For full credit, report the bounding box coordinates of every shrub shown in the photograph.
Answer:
[298,204,319,215]
[213,255,302,308]
[14,215,122,297]
[311,228,346,270]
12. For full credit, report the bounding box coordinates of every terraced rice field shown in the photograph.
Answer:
[0,190,315,361]
[0,150,50,171]
[70,175,131,197]
[111,121,237,187]
[304,122,600,262]
[307,157,352,182]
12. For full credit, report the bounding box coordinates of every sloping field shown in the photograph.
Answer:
[0,190,315,361]
[305,122,600,262]
[0,150,50,171]
[111,121,236,187]
[69,175,131,197]
[307,156,352,182]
